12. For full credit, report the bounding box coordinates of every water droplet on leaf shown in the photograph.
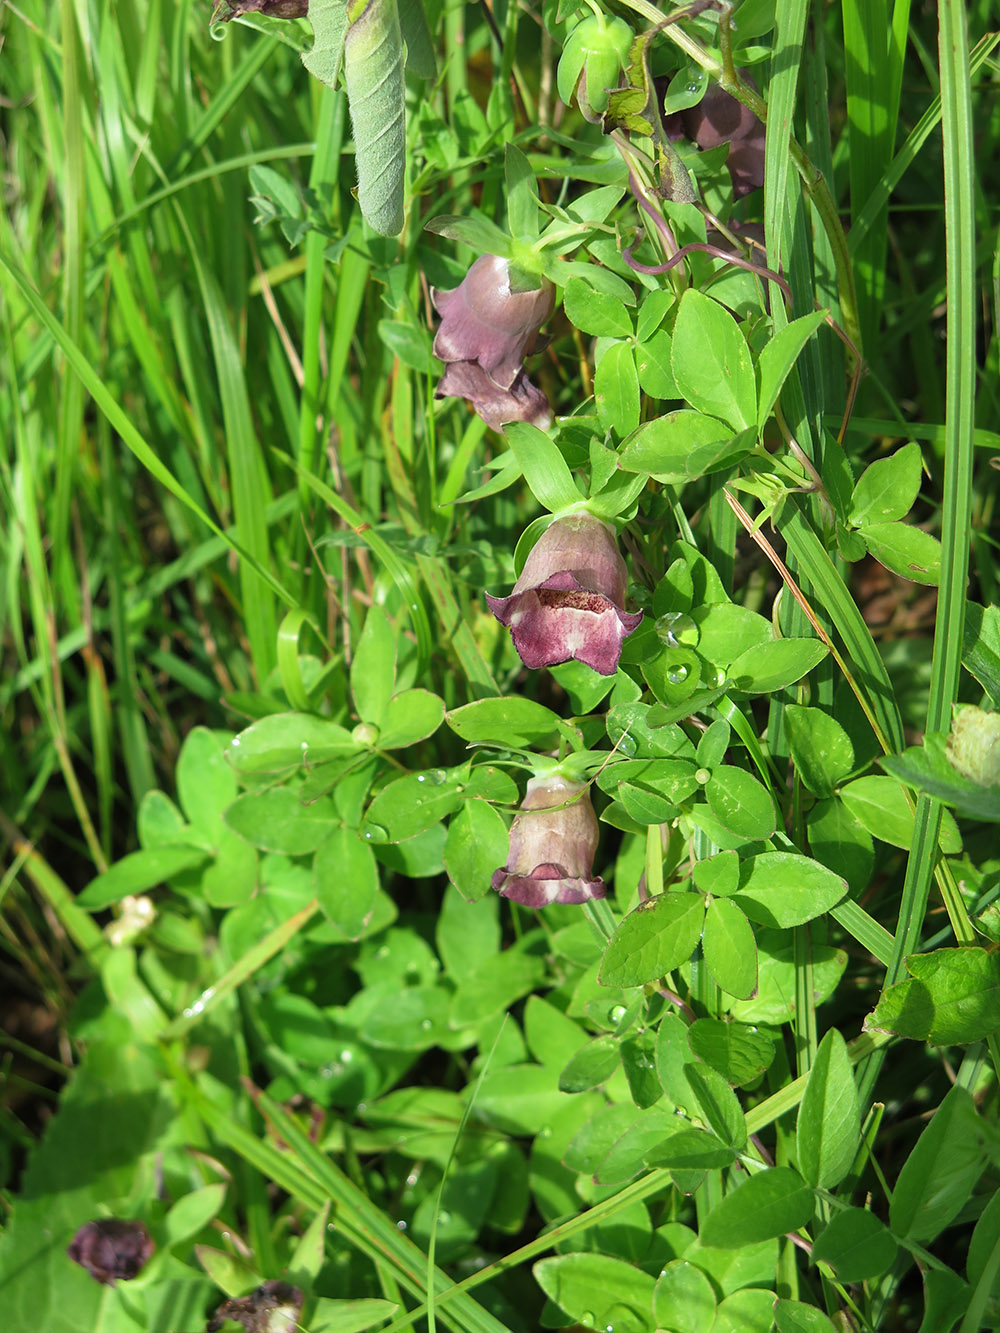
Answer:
[655,611,700,648]
[666,663,690,684]
[363,823,389,844]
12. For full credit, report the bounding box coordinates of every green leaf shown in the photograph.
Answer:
[685,1063,747,1149]
[505,142,539,239]
[643,1125,735,1170]
[687,1018,773,1085]
[377,317,434,372]
[559,1036,620,1092]
[228,713,361,774]
[474,1064,572,1136]
[636,330,677,398]
[599,891,706,988]
[314,826,379,937]
[849,440,923,526]
[705,767,777,840]
[882,735,1000,823]
[963,603,1000,705]
[967,1187,1000,1296]
[425,211,514,256]
[301,0,350,88]
[709,1288,776,1333]
[503,421,582,512]
[840,774,963,853]
[564,276,632,338]
[784,704,855,798]
[653,1260,717,1333]
[692,850,740,898]
[447,696,572,747]
[77,845,210,909]
[727,637,829,693]
[176,727,237,833]
[811,1208,897,1282]
[310,1298,401,1333]
[733,852,847,928]
[756,311,828,429]
[362,985,451,1049]
[448,937,546,1027]
[225,788,336,855]
[692,601,773,668]
[164,1183,228,1246]
[443,799,510,903]
[363,769,466,843]
[796,1029,860,1188]
[379,688,445,750]
[889,1085,992,1242]
[351,605,396,727]
[671,289,756,432]
[868,947,1000,1045]
[859,521,942,585]
[701,1167,814,1249]
[596,341,640,437]
[617,410,738,482]
[773,1301,838,1333]
[342,0,406,236]
[806,797,874,896]
[533,1252,656,1333]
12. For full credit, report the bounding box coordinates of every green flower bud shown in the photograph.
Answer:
[557,14,633,121]
[947,705,1000,786]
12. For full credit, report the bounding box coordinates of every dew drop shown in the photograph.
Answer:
[610,1004,627,1023]
[437,1210,452,1226]
[666,663,690,685]
[416,773,427,783]
[420,1018,433,1030]
[363,823,389,844]
[339,1048,354,1064]
[430,768,448,786]
[695,767,712,785]
[406,1172,419,1187]
[230,736,241,747]
[375,946,390,959]
[396,1219,407,1231]
[686,81,700,93]
[710,667,727,688]
[655,611,700,649]
[580,1314,595,1328]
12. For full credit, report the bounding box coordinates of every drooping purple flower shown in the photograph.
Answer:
[67,1219,155,1285]
[431,255,555,428]
[432,255,555,388]
[486,513,643,676]
[665,78,765,199]
[492,774,606,907]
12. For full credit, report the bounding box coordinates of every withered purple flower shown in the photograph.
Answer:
[67,1219,155,1285]
[492,774,606,908]
[208,1280,305,1333]
[486,513,642,676]
[431,254,555,428]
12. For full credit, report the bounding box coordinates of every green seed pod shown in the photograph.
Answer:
[344,0,405,236]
